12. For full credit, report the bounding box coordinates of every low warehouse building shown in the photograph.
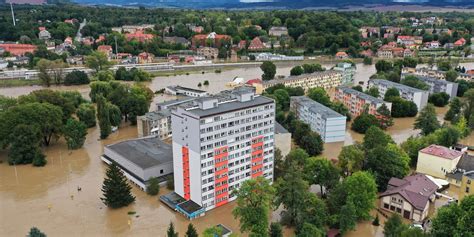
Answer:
[102,136,173,190]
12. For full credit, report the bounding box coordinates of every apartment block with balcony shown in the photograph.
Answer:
[368,79,429,110]
[171,87,275,217]
[262,70,342,92]
[290,96,346,143]
[333,63,356,85]
[401,74,458,100]
[334,86,392,118]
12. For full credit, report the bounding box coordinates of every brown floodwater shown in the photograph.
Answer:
[0,62,471,237]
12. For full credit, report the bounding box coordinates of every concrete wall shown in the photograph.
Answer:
[324,117,346,143]
[416,152,461,178]
[275,132,291,158]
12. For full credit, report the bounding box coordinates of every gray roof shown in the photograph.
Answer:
[291,96,345,119]
[336,86,386,104]
[275,122,289,134]
[156,96,196,110]
[163,36,190,45]
[142,109,171,121]
[380,174,438,211]
[369,79,427,93]
[456,153,474,172]
[188,95,273,118]
[167,85,207,94]
[106,136,172,169]
[404,74,457,86]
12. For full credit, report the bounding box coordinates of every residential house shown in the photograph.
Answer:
[196,47,218,60]
[360,49,373,58]
[460,170,474,200]
[126,30,154,42]
[454,38,466,47]
[192,32,231,48]
[335,52,348,59]
[416,144,464,178]
[248,37,265,51]
[237,40,247,50]
[269,26,288,37]
[97,45,113,59]
[379,174,438,221]
[446,153,474,187]
[404,49,415,58]
[38,27,51,40]
[0,44,37,56]
[138,52,154,64]
[163,36,190,47]
[360,27,380,38]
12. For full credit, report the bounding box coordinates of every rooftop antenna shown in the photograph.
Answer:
[10,3,16,27]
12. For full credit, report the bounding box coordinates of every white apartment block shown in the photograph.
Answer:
[263,70,342,92]
[171,87,275,217]
[401,74,459,100]
[368,79,429,110]
[290,96,346,143]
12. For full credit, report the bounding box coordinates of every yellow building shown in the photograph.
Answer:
[416,145,463,178]
[460,171,474,200]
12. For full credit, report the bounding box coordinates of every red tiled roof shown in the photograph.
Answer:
[420,144,463,160]
[98,45,112,52]
[0,44,37,56]
[125,30,154,42]
[248,37,265,50]
[336,51,348,56]
[246,79,262,85]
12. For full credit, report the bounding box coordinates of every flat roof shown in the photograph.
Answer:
[275,122,289,134]
[187,95,274,118]
[420,144,463,160]
[168,85,207,94]
[106,136,172,169]
[369,79,427,93]
[291,96,345,119]
[404,74,456,86]
[337,86,386,104]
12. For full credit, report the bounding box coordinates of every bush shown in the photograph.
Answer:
[429,92,450,107]
[166,175,174,190]
[351,113,379,134]
[146,177,160,196]
[64,70,90,85]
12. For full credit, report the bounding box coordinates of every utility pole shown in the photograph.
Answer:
[10,3,16,27]
[114,36,118,59]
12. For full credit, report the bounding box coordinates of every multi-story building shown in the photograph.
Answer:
[460,171,474,200]
[333,63,356,85]
[165,85,209,97]
[401,74,458,100]
[334,86,392,118]
[416,144,464,179]
[402,67,474,82]
[290,96,346,143]
[368,79,429,110]
[196,47,219,60]
[171,87,275,217]
[263,70,342,92]
[268,26,288,37]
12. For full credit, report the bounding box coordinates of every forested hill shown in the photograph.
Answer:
[70,0,474,9]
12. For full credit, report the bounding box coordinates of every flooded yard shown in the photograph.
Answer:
[0,61,472,236]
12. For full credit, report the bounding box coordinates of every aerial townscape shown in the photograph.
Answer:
[1,0,474,237]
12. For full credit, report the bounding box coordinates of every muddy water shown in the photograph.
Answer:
[0,63,467,237]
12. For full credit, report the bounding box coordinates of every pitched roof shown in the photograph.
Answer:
[380,173,438,210]
[419,145,463,160]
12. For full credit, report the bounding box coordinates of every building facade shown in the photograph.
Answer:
[402,74,459,100]
[368,79,429,110]
[263,71,342,92]
[172,88,275,214]
[165,85,209,97]
[274,122,291,158]
[290,96,346,143]
[334,86,392,118]
[416,144,464,178]
[333,63,356,85]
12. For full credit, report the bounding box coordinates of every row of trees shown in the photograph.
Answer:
[290,63,325,76]
[0,90,90,166]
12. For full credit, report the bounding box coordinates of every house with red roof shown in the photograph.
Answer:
[192,32,231,48]
[97,45,113,59]
[138,52,154,64]
[416,144,464,178]
[360,49,373,58]
[454,38,466,47]
[380,173,438,221]
[335,51,348,59]
[248,37,265,51]
[125,30,154,42]
[0,44,37,56]
[238,40,247,50]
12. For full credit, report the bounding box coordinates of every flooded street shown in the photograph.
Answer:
[0,61,472,236]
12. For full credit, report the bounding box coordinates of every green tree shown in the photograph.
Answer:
[445,97,463,122]
[146,177,160,196]
[343,171,377,220]
[445,69,459,82]
[36,59,67,87]
[366,144,410,191]
[185,223,198,237]
[107,103,122,127]
[352,85,363,92]
[167,175,174,190]
[351,113,379,134]
[415,104,441,135]
[401,75,429,90]
[305,157,340,197]
[96,70,115,81]
[64,70,90,85]
[302,64,324,74]
[167,222,179,237]
[338,145,365,177]
[366,87,380,98]
[269,223,283,237]
[376,103,394,129]
[363,57,372,65]
[431,195,474,236]
[400,228,427,237]
[338,202,357,234]
[296,223,324,237]
[63,118,87,150]
[233,177,274,236]
[202,226,223,237]
[375,60,393,73]
[299,131,324,156]
[89,81,112,103]
[260,61,276,81]
[27,227,47,237]
[77,103,97,128]
[435,126,461,147]
[384,214,407,237]
[85,51,112,72]
[307,87,331,107]
[97,95,111,139]
[272,89,290,111]
[100,162,135,208]
[363,126,394,151]
[290,66,304,76]
[8,125,46,166]
[429,92,451,107]
[0,102,62,147]
[384,87,400,100]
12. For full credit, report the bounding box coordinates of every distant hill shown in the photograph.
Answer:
[70,0,474,8]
